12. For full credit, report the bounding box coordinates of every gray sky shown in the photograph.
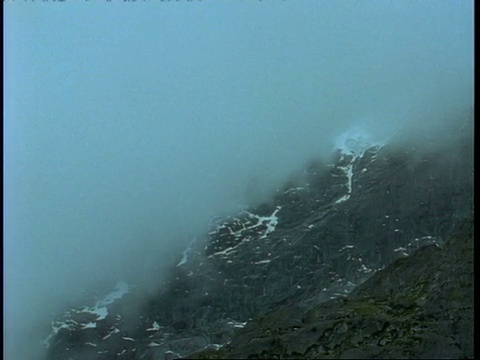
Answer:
[4,1,473,358]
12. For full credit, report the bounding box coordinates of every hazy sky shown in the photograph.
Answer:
[4,1,473,358]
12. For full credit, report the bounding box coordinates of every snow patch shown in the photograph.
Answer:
[284,187,304,194]
[335,158,354,203]
[333,123,387,157]
[254,259,271,265]
[80,281,129,321]
[209,206,282,257]
[204,344,223,351]
[81,322,97,329]
[333,123,388,203]
[44,320,78,348]
[339,245,355,252]
[394,247,409,256]
[148,341,162,347]
[243,206,282,239]
[177,238,197,267]
[102,327,120,340]
[359,264,373,273]
[227,320,247,328]
[146,321,162,332]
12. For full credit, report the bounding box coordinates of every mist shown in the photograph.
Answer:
[3,1,473,359]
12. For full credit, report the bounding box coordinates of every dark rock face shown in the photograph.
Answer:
[45,120,473,360]
[190,216,473,359]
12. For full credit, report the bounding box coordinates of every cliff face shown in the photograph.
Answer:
[45,120,473,360]
[190,217,473,359]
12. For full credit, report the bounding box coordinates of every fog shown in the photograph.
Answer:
[4,1,473,359]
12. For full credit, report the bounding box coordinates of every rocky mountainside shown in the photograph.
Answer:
[45,119,473,360]
[189,216,473,359]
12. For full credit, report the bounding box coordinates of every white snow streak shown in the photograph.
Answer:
[177,238,197,267]
[146,321,162,332]
[209,207,282,257]
[102,327,120,340]
[333,124,387,204]
[44,282,130,348]
[148,342,162,347]
[243,206,282,239]
[254,259,271,265]
[81,281,129,321]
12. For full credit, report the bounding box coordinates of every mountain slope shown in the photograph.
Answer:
[45,120,473,360]
[189,216,473,359]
